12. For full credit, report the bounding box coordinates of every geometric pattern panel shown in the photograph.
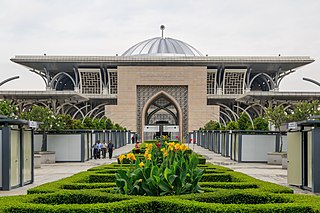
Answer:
[79,69,102,94]
[149,113,176,125]
[137,86,188,139]
[108,70,118,94]
[223,70,245,94]
[207,70,216,94]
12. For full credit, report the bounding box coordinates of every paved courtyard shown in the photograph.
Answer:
[0,143,315,196]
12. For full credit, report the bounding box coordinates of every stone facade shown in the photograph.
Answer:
[105,66,219,140]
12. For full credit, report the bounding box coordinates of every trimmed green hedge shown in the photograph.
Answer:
[4,162,320,212]
[1,193,320,212]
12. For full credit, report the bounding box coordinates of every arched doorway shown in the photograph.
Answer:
[142,91,183,141]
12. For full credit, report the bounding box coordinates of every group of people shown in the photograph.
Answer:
[92,140,114,160]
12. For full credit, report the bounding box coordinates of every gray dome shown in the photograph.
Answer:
[122,37,203,56]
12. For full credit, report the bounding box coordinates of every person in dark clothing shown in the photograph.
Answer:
[131,135,135,144]
[107,140,115,159]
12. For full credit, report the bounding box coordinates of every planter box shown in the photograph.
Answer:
[267,152,283,165]
[282,153,288,169]
[35,151,56,164]
[34,154,41,168]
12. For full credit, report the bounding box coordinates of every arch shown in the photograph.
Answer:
[146,102,178,124]
[218,112,230,126]
[93,110,106,119]
[49,72,76,89]
[20,101,49,110]
[211,113,226,126]
[72,104,90,119]
[217,103,239,121]
[141,91,183,142]
[233,105,254,129]
[244,103,266,117]
[219,110,233,123]
[56,103,85,118]
[82,103,107,122]
[248,73,275,91]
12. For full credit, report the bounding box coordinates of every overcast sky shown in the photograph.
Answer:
[0,0,319,91]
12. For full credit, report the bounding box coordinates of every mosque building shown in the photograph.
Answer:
[3,26,316,140]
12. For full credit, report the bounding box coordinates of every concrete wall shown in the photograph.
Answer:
[241,134,276,162]
[282,135,288,152]
[105,66,219,135]
[34,135,42,152]
[47,134,82,162]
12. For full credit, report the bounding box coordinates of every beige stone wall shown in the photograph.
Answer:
[105,66,219,133]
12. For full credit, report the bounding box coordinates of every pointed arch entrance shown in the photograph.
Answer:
[142,91,183,141]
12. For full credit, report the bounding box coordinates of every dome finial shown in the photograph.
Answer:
[160,25,165,38]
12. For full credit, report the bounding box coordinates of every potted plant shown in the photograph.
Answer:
[265,105,287,165]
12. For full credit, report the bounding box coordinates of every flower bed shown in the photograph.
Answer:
[1,149,320,211]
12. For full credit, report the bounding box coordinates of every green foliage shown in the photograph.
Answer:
[20,106,56,131]
[253,117,269,131]
[288,101,320,122]
[203,120,222,130]
[115,143,204,196]
[0,100,17,118]
[5,161,320,212]
[265,105,287,152]
[225,121,239,130]
[237,113,252,130]
[265,105,287,131]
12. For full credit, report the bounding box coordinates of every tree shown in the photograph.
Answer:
[225,121,239,130]
[288,101,320,122]
[253,117,269,131]
[203,120,221,130]
[265,105,288,152]
[20,106,56,151]
[0,100,17,118]
[237,113,252,130]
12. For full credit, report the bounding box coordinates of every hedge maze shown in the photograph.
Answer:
[1,161,320,212]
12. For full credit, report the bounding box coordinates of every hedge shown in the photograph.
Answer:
[1,194,320,212]
[6,162,320,212]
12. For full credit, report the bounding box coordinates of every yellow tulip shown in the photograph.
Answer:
[163,151,168,157]
[139,162,145,168]
[127,153,136,161]
[144,150,149,158]
[174,143,180,151]
[161,148,166,152]
[147,153,152,160]
[148,144,153,150]
[180,144,188,151]
[118,154,126,163]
